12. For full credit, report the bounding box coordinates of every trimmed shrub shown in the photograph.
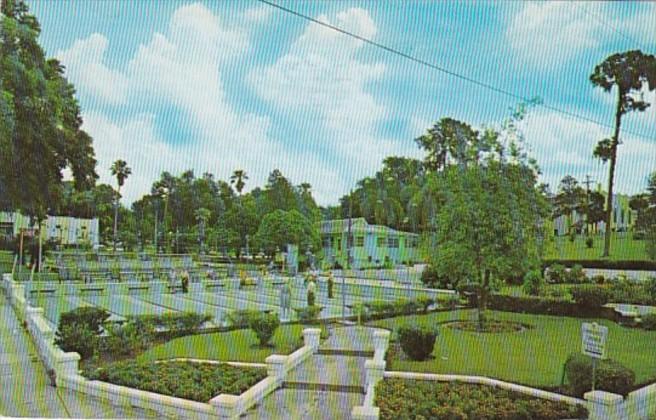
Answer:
[226,309,261,328]
[420,265,452,289]
[248,312,280,346]
[567,264,588,284]
[102,321,155,356]
[570,285,611,309]
[608,279,654,305]
[293,306,323,324]
[522,270,544,296]
[397,325,438,361]
[55,324,99,360]
[546,263,567,284]
[564,353,636,397]
[585,236,594,249]
[131,312,211,337]
[54,307,111,359]
[642,313,656,331]
[59,307,110,334]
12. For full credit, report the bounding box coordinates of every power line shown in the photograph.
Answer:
[572,3,645,50]
[256,0,656,142]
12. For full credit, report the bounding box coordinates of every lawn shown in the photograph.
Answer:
[369,309,656,389]
[138,324,307,363]
[545,233,648,261]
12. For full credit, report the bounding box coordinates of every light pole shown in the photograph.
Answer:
[342,189,353,321]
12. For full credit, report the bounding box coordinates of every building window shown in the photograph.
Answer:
[322,236,331,248]
[388,237,399,248]
[337,239,341,251]
[347,235,354,248]
[621,210,625,225]
[407,237,417,248]
[356,236,364,247]
[377,237,386,247]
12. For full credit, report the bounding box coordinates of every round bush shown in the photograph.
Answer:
[248,312,280,346]
[547,264,567,284]
[397,325,438,361]
[522,270,544,296]
[564,353,636,397]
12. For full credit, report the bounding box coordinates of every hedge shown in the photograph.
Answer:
[375,378,588,420]
[487,294,617,320]
[542,259,656,271]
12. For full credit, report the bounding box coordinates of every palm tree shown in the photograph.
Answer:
[590,50,656,256]
[110,160,131,252]
[230,169,248,195]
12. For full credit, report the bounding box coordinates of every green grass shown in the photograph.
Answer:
[370,309,656,388]
[138,324,307,363]
[545,233,648,261]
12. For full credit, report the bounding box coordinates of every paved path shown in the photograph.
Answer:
[244,326,385,419]
[0,292,154,418]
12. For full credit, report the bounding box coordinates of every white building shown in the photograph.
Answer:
[0,212,100,248]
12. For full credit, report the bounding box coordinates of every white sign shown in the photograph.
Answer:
[582,322,608,359]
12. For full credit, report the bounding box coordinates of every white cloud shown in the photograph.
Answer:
[56,3,347,205]
[243,6,272,24]
[56,33,129,105]
[521,111,655,195]
[249,8,418,185]
[507,2,600,68]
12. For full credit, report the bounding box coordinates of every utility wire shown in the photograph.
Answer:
[256,0,656,142]
[572,2,646,50]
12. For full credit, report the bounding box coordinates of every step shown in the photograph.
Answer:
[241,388,364,420]
[283,381,365,394]
[317,348,374,358]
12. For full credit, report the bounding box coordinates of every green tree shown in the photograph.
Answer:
[110,159,131,251]
[590,50,656,257]
[554,175,585,234]
[0,0,98,220]
[254,209,319,256]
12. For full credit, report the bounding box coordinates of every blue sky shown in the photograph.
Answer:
[29,1,656,205]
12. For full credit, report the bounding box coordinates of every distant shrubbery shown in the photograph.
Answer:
[546,263,588,284]
[375,379,588,420]
[564,353,636,397]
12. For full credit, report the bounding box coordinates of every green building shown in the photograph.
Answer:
[319,218,420,269]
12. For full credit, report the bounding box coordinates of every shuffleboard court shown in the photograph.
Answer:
[137,294,223,324]
[186,291,279,313]
[81,295,179,317]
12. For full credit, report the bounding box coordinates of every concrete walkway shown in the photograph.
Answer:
[244,326,385,419]
[0,292,154,418]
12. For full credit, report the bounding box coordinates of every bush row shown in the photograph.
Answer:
[54,308,211,360]
[487,294,617,319]
[85,360,266,402]
[375,378,588,420]
[357,295,459,321]
[543,259,656,271]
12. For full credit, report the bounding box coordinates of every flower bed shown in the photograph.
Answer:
[84,360,266,403]
[375,378,588,420]
[443,320,532,333]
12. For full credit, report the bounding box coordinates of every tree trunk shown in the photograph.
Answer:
[478,269,490,329]
[603,89,623,258]
[113,187,120,252]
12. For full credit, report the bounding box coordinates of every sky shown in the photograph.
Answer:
[28,1,656,206]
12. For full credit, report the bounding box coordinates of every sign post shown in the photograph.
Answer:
[582,322,609,392]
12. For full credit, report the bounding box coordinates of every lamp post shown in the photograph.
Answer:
[342,189,353,321]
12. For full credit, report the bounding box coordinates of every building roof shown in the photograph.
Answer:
[319,218,418,237]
